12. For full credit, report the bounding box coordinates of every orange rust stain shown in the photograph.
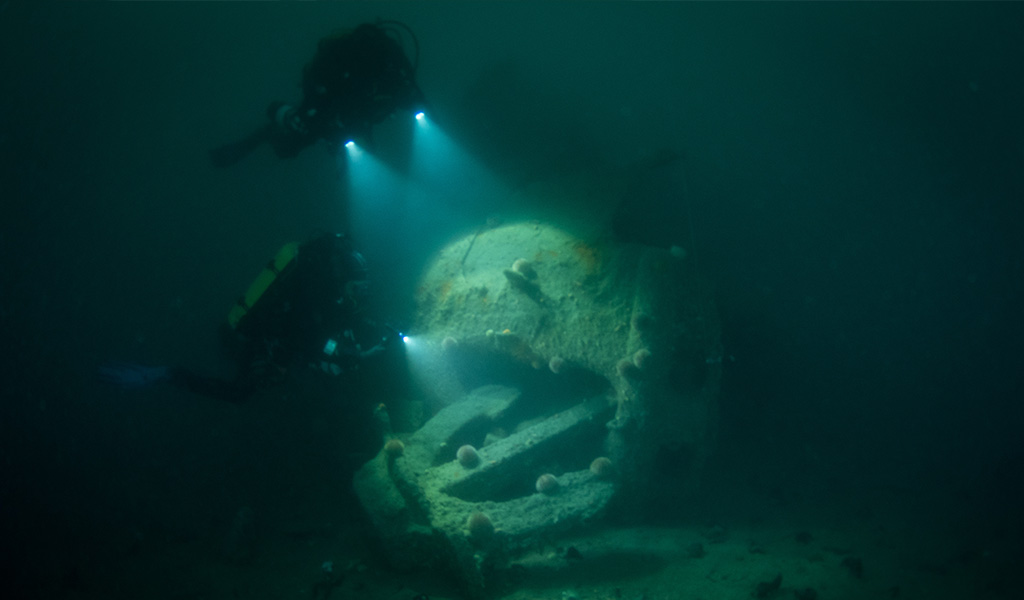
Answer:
[572,242,601,274]
[533,249,558,262]
[437,279,453,303]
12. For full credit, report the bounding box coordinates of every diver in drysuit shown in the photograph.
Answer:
[210,21,425,167]
[99,233,402,403]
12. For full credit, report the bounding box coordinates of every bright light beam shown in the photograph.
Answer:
[399,334,464,414]
[341,140,408,250]
[410,114,504,204]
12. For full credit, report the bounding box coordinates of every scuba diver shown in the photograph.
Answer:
[99,233,401,403]
[210,20,425,167]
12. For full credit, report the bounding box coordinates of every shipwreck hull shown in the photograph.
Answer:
[355,222,721,597]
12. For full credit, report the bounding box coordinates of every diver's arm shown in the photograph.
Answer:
[209,124,272,168]
[317,320,398,375]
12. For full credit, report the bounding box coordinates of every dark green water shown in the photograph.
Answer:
[2,3,1021,599]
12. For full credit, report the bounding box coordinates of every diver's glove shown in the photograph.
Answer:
[97,362,171,389]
